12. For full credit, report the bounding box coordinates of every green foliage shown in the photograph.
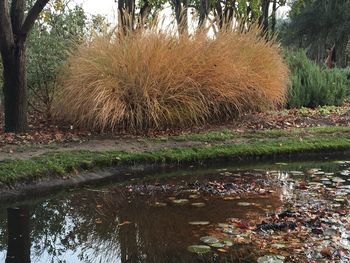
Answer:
[27,3,87,118]
[286,51,349,108]
[337,67,350,82]
[281,0,350,67]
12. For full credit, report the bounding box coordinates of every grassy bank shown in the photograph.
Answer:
[1,127,350,184]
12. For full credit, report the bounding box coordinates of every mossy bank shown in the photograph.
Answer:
[1,127,350,185]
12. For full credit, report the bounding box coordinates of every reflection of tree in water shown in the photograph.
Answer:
[0,186,260,263]
[70,188,260,263]
[6,207,31,263]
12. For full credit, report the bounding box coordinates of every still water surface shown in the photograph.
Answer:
[0,158,349,263]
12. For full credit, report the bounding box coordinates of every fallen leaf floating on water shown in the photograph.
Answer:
[200,236,220,244]
[95,219,103,224]
[257,255,285,263]
[118,221,131,226]
[124,160,350,261]
[256,221,297,231]
[187,245,211,254]
[320,247,333,258]
[189,221,210,226]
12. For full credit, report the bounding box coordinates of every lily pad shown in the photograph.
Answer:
[172,199,189,205]
[334,161,347,164]
[210,242,225,248]
[257,255,285,263]
[189,221,210,226]
[222,228,235,234]
[200,236,220,244]
[271,243,286,249]
[222,240,234,246]
[153,202,167,207]
[332,177,346,183]
[191,202,206,207]
[187,245,211,254]
[237,202,252,206]
[320,178,330,181]
[275,163,288,166]
[314,171,325,176]
[218,223,232,228]
[223,196,238,201]
[340,170,350,176]
[290,171,304,175]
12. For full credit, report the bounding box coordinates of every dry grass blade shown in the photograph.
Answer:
[54,25,288,133]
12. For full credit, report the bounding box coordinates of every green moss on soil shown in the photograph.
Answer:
[1,127,350,183]
[168,126,350,142]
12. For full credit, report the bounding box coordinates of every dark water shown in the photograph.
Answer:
[0,158,348,263]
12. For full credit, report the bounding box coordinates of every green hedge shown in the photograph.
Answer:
[286,51,349,108]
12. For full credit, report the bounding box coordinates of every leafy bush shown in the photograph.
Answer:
[54,27,288,132]
[286,51,349,108]
[26,4,87,119]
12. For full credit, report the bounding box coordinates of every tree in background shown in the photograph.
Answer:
[116,0,167,34]
[0,0,50,133]
[281,0,350,67]
[114,0,288,36]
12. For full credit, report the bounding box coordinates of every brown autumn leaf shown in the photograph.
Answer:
[118,221,131,226]
[320,247,332,258]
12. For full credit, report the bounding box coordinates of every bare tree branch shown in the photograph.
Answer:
[20,0,49,37]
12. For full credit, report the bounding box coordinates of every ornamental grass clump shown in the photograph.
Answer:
[54,27,288,132]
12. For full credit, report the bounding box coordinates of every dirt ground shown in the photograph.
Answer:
[1,105,350,161]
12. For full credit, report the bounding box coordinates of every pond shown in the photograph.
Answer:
[1,158,350,263]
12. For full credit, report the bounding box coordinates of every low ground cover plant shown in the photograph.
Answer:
[286,51,349,108]
[54,27,288,133]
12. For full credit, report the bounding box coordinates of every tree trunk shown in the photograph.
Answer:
[198,0,209,28]
[2,40,28,133]
[173,0,188,35]
[259,0,270,36]
[223,0,235,25]
[138,0,150,29]
[336,36,350,68]
[215,0,223,29]
[5,207,31,263]
[1,0,49,133]
[271,0,277,35]
[118,0,136,34]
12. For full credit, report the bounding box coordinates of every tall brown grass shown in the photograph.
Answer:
[54,27,288,132]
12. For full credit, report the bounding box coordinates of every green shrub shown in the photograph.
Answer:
[26,4,87,119]
[286,51,349,108]
[336,67,350,97]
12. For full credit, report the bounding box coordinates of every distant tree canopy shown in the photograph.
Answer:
[281,0,350,67]
[116,0,287,37]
